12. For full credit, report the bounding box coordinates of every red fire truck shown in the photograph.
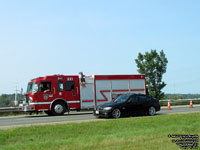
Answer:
[20,73,146,115]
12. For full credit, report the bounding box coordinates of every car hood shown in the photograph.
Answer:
[98,102,122,108]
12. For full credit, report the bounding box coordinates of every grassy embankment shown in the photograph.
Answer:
[0,112,200,150]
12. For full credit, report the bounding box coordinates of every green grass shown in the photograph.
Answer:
[0,112,200,150]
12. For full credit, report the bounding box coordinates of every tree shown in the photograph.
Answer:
[135,50,168,99]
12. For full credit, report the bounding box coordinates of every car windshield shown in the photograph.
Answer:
[113,94,131,103]
[26,82,38,93]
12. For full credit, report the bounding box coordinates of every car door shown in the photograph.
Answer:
[137,95,148,113]
[125,95,140,115]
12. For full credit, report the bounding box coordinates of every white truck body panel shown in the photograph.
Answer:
[80,75,146,109]
[80,77,95,109]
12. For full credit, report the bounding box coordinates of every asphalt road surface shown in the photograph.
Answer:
[0,105,199,130]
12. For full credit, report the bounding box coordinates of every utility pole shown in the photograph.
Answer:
[14,86,18,106]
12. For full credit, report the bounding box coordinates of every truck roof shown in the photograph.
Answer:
[93,75,145,80]
[30,75,79,82]
[29,74,145,82]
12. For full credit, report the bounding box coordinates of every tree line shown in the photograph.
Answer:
[164,94,200,100]
[0,94,24,107]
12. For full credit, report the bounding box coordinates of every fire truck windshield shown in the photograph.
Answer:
[26,82,38,93]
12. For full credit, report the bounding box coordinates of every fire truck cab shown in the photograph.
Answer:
[23,75,80,115]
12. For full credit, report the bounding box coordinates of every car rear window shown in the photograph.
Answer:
[138,95,147,103]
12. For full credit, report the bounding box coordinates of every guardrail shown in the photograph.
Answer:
[159,99,200,107]
[0,107,22,113]
[160,98,200,103]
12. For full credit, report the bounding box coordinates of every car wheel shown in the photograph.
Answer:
[51,101,66,116]
[148,106,156,116]
[112,108,121,119]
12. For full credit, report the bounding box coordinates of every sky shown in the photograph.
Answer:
[0,0,200,94]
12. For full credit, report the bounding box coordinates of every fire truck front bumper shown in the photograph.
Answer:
[19,103,36,112]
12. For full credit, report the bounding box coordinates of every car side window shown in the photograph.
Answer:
[146,96,151,101]
[128,95,138,103]
[138,96,147,104]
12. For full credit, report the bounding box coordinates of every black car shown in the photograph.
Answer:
[94,94,160,119]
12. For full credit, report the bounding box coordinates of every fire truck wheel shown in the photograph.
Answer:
[51,101,66,116]
[112,108,121,119]
[45,111,53,116]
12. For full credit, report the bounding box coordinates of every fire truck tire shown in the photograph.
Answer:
[112,108,121,119]
[45,111,53,116]
[51,101,66,116]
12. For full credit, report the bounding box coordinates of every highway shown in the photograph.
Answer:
[0,105,199,130]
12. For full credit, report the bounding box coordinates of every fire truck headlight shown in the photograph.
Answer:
[103,107,112,111]
[29,97,33,103]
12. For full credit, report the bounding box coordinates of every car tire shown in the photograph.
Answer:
[148,106,156,116]
[112,108,121,119]
[51,101,66,116]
